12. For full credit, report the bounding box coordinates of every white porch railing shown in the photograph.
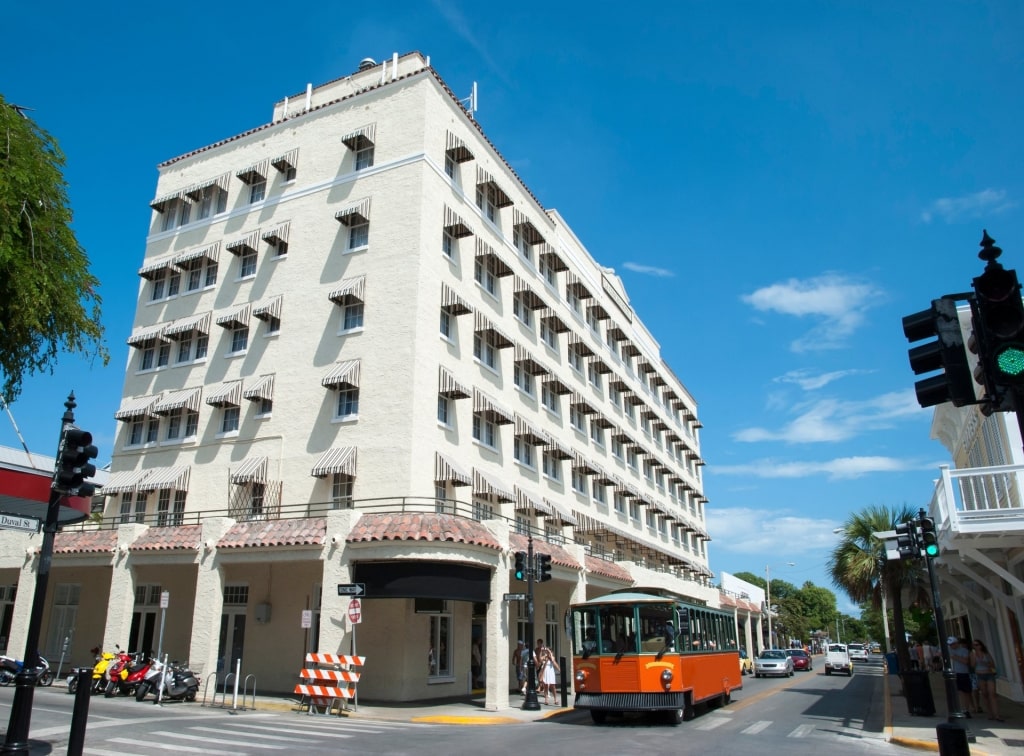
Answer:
[930,463,1024,533]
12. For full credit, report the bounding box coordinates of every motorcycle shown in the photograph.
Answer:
[67,647,115,695]
[104,649,147,698]
[134,659,199,703]
[0,654,54,687]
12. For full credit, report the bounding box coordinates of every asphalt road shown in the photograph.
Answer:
[1,657,899,756]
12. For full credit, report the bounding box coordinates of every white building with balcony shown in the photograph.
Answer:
[0,52,719,707]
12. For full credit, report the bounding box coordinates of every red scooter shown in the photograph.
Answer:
[104,651,151,698]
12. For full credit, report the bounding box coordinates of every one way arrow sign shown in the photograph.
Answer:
[337,583,367,597]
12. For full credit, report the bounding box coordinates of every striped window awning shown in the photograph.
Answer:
[566,273,593,300]
[149,190,183,212]
[592,465,616,486]
[152,387,202,415]
[542,373,572,395]
[335,197,372,226]
[572,451,598,474]
[441,282,473,316]
[653,417,670,431]
[512,209,546,245]
[434,452,471,486]
[341,123,377,151]
[568,333,594,356]
[593,413,615,429]
[609,377,630,393]
[539,308,569,333]
[606,324,629,342]
[322,359,361,389]
[514,414,549,446]
[640,406,659,420]
[513,344,548,376]
[138,254,175,279]
[236,158,271,185]
[140,465,191,492]
[512,276,547,310]
[205,380,243,407]
[664,431,682,446]
[253,295,283,322]
[445,131,474,163]
[611,429,634,445]
[570,392,597,415]
[636,358,657,374]
[183,173,231,201]
[443,206,474,238]
[163,312,211,340]
[472,388,513,425]
[328,276,366,306]
[472,468,515,502]
[475,166,513,208]
[473,311,514,349]
[588,356,613,374]
[651,373,667,387]
[544,498,577,526]
[624,390,645,406]
[225,230,260,256]
[114,394,161,421]
[621,341,642,357]
[514,486,551,516]
[173,242,221,268]
[230,457,268,484]
[216,303,252,328]
[243,374,275,402]
[311,447,357,478]
[271,148,299,173]
[588,303,611,321]
[100,468,154,496]
[126,323,167,346]
[438,366,470,399]
[474,237,513,277]
[262,222,291,245]
[544,438,573,460]
[538,243,568,273]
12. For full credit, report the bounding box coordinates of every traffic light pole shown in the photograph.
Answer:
[522,533,540,711]
[2,393,78,755]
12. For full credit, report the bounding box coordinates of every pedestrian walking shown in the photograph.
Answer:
[972,640,1003,722]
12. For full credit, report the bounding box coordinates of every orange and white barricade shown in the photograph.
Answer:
[294,653,365,715]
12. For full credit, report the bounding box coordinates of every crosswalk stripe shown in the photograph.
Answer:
[148,730,286,750]
[86,748,148,756]
[741,720,772,735]
[189,725,347,743]
[693,717,729,730]
[789,724,815,738]
[107,737,237,755]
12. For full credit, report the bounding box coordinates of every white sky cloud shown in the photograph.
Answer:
[706,506,845,556]
[920,189,1014,224]
[712,454,931,480]
[775,368,872,391]
[741,274,883,352]
[622,261,675,278]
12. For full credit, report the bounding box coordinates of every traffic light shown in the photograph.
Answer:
[537,553,552,582]
[919,517,939,558]
[513,551,527,581]
[55,427,98,496]
[902,298,975,408]
[894,521,918,561]
[972,234,1024,393]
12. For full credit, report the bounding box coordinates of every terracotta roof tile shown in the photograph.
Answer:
[130,525,202,551]
[510,533,581,571]
[218,517,326,549]
[53,530,117,554]
[583,553,633,583]
[347,513,501,550]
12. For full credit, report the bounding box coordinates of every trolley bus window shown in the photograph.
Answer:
[571,607,599,658]
[601,606,637,655]
[638,602,675,652]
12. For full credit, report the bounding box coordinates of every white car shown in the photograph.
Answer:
[847,643,869,662]
[754,649,794,678]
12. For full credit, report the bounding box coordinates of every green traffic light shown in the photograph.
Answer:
[995,344,1024,377]
[924,544,939,557]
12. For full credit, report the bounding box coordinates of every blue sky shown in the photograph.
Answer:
[3,2,1023,609]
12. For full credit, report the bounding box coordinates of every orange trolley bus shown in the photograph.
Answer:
[569,588,742,725]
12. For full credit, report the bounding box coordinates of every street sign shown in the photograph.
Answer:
[503,593,527,601]
[337,583,366,596]
[0,513,41,533]
[160,590,169,609]
[348,598,362,624]
[301,609,312,628]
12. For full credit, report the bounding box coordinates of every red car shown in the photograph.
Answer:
[786,648,812,671]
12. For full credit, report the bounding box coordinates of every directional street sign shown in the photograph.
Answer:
[337,582,366,596]
[503,593,527,602]
[0,513,41,533]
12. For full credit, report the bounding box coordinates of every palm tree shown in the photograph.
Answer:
[828,504,927,673]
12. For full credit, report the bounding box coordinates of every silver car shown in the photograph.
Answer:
[754,649,794,678]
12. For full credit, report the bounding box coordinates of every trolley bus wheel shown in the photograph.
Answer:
[668,707,684,725]
[590,710,608,725]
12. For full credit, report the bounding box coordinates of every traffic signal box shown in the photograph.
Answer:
[55,427,99,496]
[902,298,975,408]
[537,553,552,582]
[972,262,1024,391]
[514,551,527,581]
[894,521,919,561]
[919,517,939,558]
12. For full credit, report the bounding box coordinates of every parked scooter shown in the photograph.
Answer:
[134,659,199,703]
[66,647,115,694]
[0,654,54,687]
[104,649,147,697]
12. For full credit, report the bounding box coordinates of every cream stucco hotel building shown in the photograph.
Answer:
[1,52,754,708]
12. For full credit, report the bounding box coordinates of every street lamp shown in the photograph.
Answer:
[766,562,795,650]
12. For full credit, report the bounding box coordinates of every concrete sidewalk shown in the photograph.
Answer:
[886,670,1022,754]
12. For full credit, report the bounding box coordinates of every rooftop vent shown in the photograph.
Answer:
[358,58,377,71]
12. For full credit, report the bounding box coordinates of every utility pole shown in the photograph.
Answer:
[522,534,540,711]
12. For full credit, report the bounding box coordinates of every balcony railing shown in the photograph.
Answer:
[930,463,1024,533]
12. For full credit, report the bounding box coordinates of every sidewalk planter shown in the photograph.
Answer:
[900,670,936,716]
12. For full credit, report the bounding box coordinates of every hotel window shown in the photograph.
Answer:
[473,331,498,370]
[444,153,457,182]
[118,493,132,524]
[586,307,600,334]
[156,489,185,527]
[629,499,640,522]
[183,260,204,292]
[442,231,454,259]
[513,364,534,396]
[440,309,453,340]
[156,342,170,369]
[175,334,207,364]
[640,414,651,436]
[540,320,557,350]
[624,401,635,422]
[627,447,638,470]
[539,255,557,288]
[572,469,587,495]
[593,482,607,505]
[611,436,624,460]
[513,228,533,266]
[614,491,626,514]
[196,185,227,219]
[239,248,257,278]
[220,406,240,435]
[428,608,453,680]
[138,340,158,371]
[355,146,375,170]
[249,179,266,204]
[472,414,497,448]
[437,396,451,426]
[643,459,654,481]
[569,405,585,432]
[342,125,376,171]
[159,198,190,232]
[128,418,144,446]
[335,388,360,420]
[566,287,582,316]
[512,291,533,328]
[567,344,584,373]
[646,509,658,529]
[342,302,364,332]
[476,184,500,223]
[474,255,498,296]
[348,222,369,251]
[609,384,621,407]
[514,437,534,468]
[542,450,561,481]
[229,324,249,355]
[590,419,604,446]
[587,361,603,391]
[331,475,354,509]
[541,383,559,415]
[165,408,199,441]
[146,418,159,444]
